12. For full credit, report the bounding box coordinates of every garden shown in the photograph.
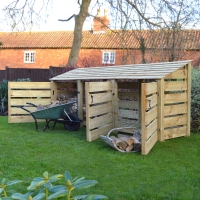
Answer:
[0,68,200,199]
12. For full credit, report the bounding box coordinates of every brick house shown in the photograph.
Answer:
[0,9,200,70]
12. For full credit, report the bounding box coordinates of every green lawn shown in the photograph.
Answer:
[0,116,200,200]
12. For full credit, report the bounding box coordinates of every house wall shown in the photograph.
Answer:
[0,48,199,70]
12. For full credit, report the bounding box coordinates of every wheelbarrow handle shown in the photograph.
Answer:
[26,102,37,107]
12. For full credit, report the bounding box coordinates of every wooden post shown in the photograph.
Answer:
[187,63,191,137]
[141,82,146,154]
[8,81,11,123]
[138,79,142,123]
[50,81,57,101]
[85,82,90,141]
[111,80,118,128]
[157,78,164,141]
[77,80,83,127]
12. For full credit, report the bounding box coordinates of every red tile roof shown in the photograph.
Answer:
[0,30,200,50]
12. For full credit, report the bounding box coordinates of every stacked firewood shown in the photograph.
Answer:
[110,134,141,152]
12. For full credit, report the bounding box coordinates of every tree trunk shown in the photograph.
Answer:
[67,0,92,68]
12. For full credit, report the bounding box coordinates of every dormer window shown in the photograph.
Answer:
[102,51,116,64]
[24,51,35,63]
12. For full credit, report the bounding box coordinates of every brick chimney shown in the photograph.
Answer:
[93,9,110,32]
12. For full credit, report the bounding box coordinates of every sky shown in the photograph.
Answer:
[0,0,96,32]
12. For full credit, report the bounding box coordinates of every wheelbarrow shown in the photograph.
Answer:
[14,102,82,131]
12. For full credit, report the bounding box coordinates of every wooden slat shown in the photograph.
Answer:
[118,118,141,129]
[89,91,112,105]
[164,81,187,91]
[187,63,191,137]
[9,116,45,123]
[144,82,157,95]
[145,119,157,140]
[9,82,50,89]
[145,107,157,126]
[88,124,112,142]
[111,80,118,128]
[164,92,187,104]
[142,131,158,155]
[164,104,187,116]
[10,99,51,106]
[164,115,187,128]
[87,81,111,92]
[164,126,187,140]
[118,100,139,110]
[118,91,138,100]
[118,109,138,119]
[165,69,187,79]
[10,90,51,98]
[10,107,36,114]
[145,94,157,110]
[89,113,112,129]
[89,102,112,117]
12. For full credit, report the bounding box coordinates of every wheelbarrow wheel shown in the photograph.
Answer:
[64,114,80,131]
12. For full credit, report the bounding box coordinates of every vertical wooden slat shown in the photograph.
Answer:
[77,80,83,127]
[187,63,191,137]
[157,78,164,141]
[138,80,142,123]
[111,80,118,128]
[8,82,11,123]
[85,82,90,141]
[141,83,146,155]
[50,81,57,101]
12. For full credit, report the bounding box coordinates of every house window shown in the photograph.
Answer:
[24,51,35,63]
[102,51,116,64]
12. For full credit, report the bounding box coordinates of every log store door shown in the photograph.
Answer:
[141,82,158,155]
[85,81,114,142]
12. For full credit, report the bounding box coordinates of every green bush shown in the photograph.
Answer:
[191,68,200,132]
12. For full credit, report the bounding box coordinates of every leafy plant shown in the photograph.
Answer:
[191,68,200,132]
[0,171,108,200]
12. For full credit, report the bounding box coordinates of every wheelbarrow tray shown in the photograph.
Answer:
[31,102,75,119]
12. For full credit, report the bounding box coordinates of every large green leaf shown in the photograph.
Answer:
[6,180,22,186]
[74,180,98,189]
[0,188,4,193]
[1,178,6,184]
[49,174,63,182]
[0,197,13,200]
[32,193,45,200]
[47,189,68,200]
[49,185,67,193]
[74,194,108,200]
[64,171,72,182]
[12,193,28,200]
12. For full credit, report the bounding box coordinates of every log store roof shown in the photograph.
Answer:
[50,60,192,81]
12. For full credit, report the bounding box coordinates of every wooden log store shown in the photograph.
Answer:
[8,60,192,155]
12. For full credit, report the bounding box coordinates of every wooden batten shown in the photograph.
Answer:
[77,80,84,125]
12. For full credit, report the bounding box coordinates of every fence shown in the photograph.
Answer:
[0,66,71,82]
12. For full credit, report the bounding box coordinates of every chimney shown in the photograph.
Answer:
[92,9,110,32]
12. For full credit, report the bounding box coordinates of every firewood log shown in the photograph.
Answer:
[126,144,134,152]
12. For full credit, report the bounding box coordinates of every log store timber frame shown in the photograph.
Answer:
[8,60,192,155]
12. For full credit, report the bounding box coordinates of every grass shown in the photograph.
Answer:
[0,116,200,200]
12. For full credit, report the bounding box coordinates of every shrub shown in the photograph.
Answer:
[191,68,200,132]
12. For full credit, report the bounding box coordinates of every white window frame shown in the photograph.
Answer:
[102,51,116,64]
[24,51,35,63]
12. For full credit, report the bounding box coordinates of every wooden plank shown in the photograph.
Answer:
[118,91,138,101]
[89,91,112,105]
[157,79,164,141]
[144,82,157,95]
[89,113,112,129]
[164,81,187,91]
[89,102,112,117]
[164,115,187,128]
[118,109,138,119]
[112,80,118,128]
[10,90,51,98]
[145,94,157,110]
[88,124,112,142]
[8,82,11,123]
[85,82,90,140]
[118,100,139,110]
[164,104,187,116]
[10,107,36,114]
[145,119,157,140]
[164,126,187,140]
[187,63,191,137]
[9,116,45,123]
[165,69,187,79]
[164,92,187,104]
[51,81,57,101]
[10,99,51,106]
[87,81,111,92]
[145,107,157,126]
[142,131,158,155]
[77,80,83,124]
[118,118,141,129]
[9,82,50,89]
